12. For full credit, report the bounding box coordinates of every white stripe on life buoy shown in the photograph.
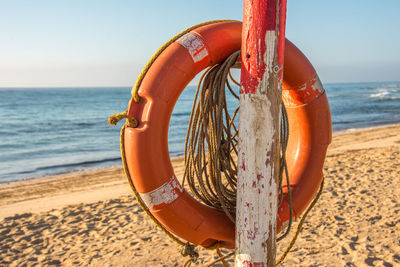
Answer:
[177,32,209,63]
[139,175,183,210]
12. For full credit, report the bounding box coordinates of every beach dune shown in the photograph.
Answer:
[1,125,399,266]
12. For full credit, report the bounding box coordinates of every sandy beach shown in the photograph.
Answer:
[1,124,399,266]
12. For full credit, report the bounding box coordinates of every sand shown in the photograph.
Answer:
[0,124,399,266]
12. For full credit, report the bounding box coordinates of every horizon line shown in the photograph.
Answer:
[1,80,400,89]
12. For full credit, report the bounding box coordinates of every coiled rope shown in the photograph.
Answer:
[109,20,324,266]
[182,48,294,259]
[183,50,292,227]
[183,51,241,223]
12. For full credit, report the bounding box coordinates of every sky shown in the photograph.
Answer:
[0,0,399,87]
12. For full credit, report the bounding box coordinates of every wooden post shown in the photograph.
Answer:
[235,0,287,266]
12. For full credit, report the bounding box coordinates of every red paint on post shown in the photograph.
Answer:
[277,0,287,81]
[241,153,246,170]
[265,0,278,30]
[240,260,263,267]
[241,0,286,94]
[239,261,263,267]
[241,1,268,94]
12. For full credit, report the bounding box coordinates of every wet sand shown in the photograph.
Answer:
[1,124,399,266]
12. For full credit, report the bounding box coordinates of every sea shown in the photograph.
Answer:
[1,81,400,184]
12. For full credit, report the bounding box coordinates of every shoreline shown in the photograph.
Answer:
[0,156,185,187]
[333,122,400,135]
[0,164,123,186]
[2,123,400,187]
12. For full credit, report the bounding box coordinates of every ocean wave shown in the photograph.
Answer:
[6,157,121,177]
[369,87,400,100]
[14,122,103,134]
[385,83,400,88]
[171,111,191,117]
[370,90,389,99]
[373,96,400,102]
[74,122,98,127]
[36,157,121,171]
[0,130,18,136]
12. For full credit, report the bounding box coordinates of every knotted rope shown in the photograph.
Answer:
[108,110,138,128]
[183,51,241,222]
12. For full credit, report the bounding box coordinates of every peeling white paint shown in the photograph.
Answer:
[311,76,324,93]
[236,26,280,264]
[259,31,277,93]
[177,33,208,63]
[236,93,279,263]
[139,175,183,210]
[296,76,324,93]
[282,75,325,106]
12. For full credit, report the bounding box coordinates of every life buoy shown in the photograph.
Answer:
[123,21,332,249]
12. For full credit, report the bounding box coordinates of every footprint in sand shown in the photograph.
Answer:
[349,236,359,251]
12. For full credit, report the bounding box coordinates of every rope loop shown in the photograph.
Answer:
[181,243,199,263]
[108,110,138,128]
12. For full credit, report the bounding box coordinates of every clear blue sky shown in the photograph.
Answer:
[1,0,399,87]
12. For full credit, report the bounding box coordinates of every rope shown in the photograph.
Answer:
[182,242,200,266]
[119,125,186,246]
[183,51,291,226]
[108,110,138,128]
[182,49,301,265]
[109,19,324,266]
[130,19,239,104]
[206,251,235,267]
[215,247,230,267]
[276,178,325,265]
[183,51,241,222]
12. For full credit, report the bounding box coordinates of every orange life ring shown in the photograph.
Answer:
[123,21,332,249]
